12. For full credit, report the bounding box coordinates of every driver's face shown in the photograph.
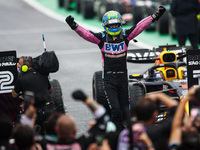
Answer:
[108,24,119,28]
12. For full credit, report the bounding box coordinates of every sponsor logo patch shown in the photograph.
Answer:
[104,42,125,52]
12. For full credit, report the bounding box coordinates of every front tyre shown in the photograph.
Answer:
[129,84,145,114]
[92,71,110,114]
[50,79,66,113]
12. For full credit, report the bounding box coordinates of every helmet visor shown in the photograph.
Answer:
[103,18,121,26]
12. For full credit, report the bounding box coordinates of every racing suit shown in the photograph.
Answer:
[74,16,154,130]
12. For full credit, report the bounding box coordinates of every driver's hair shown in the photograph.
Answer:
[21,56,33,68]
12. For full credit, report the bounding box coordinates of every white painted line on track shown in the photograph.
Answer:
[23,0,152,49]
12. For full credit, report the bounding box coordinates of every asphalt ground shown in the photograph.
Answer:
[0,0,184,136]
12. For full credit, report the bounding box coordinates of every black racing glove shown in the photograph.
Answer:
[151,6,166,21]
[72,90,87,102]
[65,15,78,30]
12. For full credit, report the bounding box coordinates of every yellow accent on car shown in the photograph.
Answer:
[132,74,141,77]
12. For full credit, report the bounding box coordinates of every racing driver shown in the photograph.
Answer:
[65,6,166,131]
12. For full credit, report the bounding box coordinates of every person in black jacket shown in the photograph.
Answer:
[170,0,200,50]
[12,56,53,98]
[12,56,55,135]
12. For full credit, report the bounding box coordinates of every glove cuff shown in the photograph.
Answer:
[72,23,78,30]
[151,14,157,22]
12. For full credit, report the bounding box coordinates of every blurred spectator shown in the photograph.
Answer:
[87,131,120,150]
[37,112,63,150]
[168,86,200,150]
[56,114,77,142]
[20,103,37,128]
[18,91,37,128]
[46,90,116,150]
[117,122,155,150]
[12,124,42,150]
[13,100,43,150]
[0,115,13,150]
[44,112,63,137]
[134,92,178,150]
[170,0,200,50]
[100,131,120,150]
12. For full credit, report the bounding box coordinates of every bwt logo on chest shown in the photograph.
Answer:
[105,42,125,52]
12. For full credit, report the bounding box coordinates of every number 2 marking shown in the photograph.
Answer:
[0,71,14,94]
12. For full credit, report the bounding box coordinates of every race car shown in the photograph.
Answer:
[128,45,189,119]
[92,44,191,122]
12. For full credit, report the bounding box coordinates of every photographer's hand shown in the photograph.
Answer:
[185,85,199,101]
[139,132,155,150]
[24,105,37,119]
[20,104,37,128]
[169,85,200,146]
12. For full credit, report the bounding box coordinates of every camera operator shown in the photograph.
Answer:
[12,56,53,98]
[12,56,56,135]
[168,85,200,150]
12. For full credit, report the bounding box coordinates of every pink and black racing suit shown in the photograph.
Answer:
[74,16,154,131]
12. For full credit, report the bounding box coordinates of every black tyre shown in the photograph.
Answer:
[168,14,177,39]
[92,71,110,114]
[116,3,126,15]
[144,6,156,31]
[50,79,65,113]
[131,5,144,26]
[157,10,169,34]
[74,0,81,13]
[81,0,94,19]
[129,84,145,114]
[64,0,75,10]
[97,2,117,21]
[58,0,65,7]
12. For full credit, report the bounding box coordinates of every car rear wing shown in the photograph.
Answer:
[127,45,191,63]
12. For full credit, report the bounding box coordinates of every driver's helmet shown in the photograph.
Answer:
[102,10,123,36]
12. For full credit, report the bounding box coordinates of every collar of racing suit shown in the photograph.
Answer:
[106,31,124,43]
